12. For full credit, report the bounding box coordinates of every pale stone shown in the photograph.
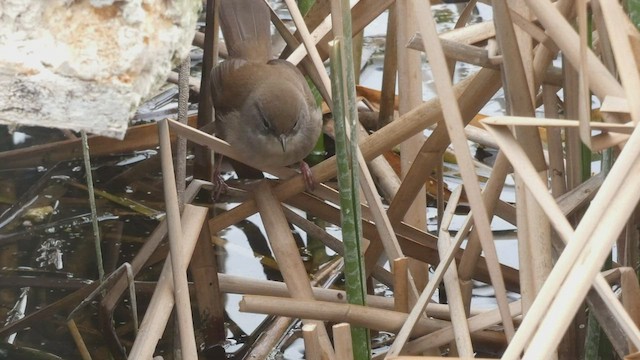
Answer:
[0,0,200,139]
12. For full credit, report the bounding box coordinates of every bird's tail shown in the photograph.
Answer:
[219,0,271,61]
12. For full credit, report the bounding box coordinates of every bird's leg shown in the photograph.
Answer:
[212,153,228,200]
[299,160,316,192]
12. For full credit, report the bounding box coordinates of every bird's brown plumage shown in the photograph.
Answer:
[210,0,322,170]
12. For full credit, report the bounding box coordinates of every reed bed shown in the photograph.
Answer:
[121,0,640,358]
[4,0,640,359]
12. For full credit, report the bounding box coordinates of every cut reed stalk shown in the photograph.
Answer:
[333,323,355,360]
[303,324,324,360]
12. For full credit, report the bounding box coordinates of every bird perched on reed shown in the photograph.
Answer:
[210,0,322,194]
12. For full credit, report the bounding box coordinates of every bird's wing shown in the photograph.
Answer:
[210,58,247,107]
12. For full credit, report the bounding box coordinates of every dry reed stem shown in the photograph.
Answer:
[591,0,617,73]
[240,295,445,335]
[378,3,397,128]
[403,300,522,355]
[302,324,323,360]
[189,218,225,345]
[128,204,208,359]
[386,70,503,224]
[510,1,536,103]
[578,0,592,147]
[285,0,360,65]
[523,0,625,101]
[158,119,197,358]
[592,275,640,353]
[437,186,473,357]
[281,206,347,255]
[543,85,568,197]
[621,268,640,352]
[385,186,509,357]
[367,151,402,203]
[285,186,520,291]
[601,95,631,113]
[409,37,498,69]
[396,0,430,294]
[556,173,603,217]
[492,0,551,320]
[253,181,336,360]
[67,319,92,360]
[531,0,571,91]
[387,3,518,343]
[393,257,410,313]
[282,0,332,98]
[244,316,293,359]
[245,258,343,359]
[356,147,419,303]
[99,180,211,357]
[483,118,640,358]
[217,272,482,318]
[481,117,634,132]
[284,189,520,291]
[510,9,557,54]
[444,0,479,75]
[564,62,584,191]
[440,20,496,44]
[453,151,510,288]
[333,323,355,360]
[600,0,640,129]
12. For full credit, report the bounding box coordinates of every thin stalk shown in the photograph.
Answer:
[330,37,370,359]
[81,131,104,282]
[176,55,190,210]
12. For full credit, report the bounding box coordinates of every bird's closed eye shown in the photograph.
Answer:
[261,116,271,130]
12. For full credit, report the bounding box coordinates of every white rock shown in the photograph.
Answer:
[0,0,200,139]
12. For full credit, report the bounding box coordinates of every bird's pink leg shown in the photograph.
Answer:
[212,153,228,200]
[300,161,316,192]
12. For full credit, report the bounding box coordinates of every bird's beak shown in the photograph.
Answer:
[279,134,287,152]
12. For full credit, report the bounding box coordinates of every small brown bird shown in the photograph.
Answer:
[210,0,322,193]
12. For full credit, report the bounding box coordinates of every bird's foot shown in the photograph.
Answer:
[212,174,229,201]
[300,161,316,192]
[212,154,228,201]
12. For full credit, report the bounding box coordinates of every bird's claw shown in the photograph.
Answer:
[300,161,316,192]
[212,174,229,201]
